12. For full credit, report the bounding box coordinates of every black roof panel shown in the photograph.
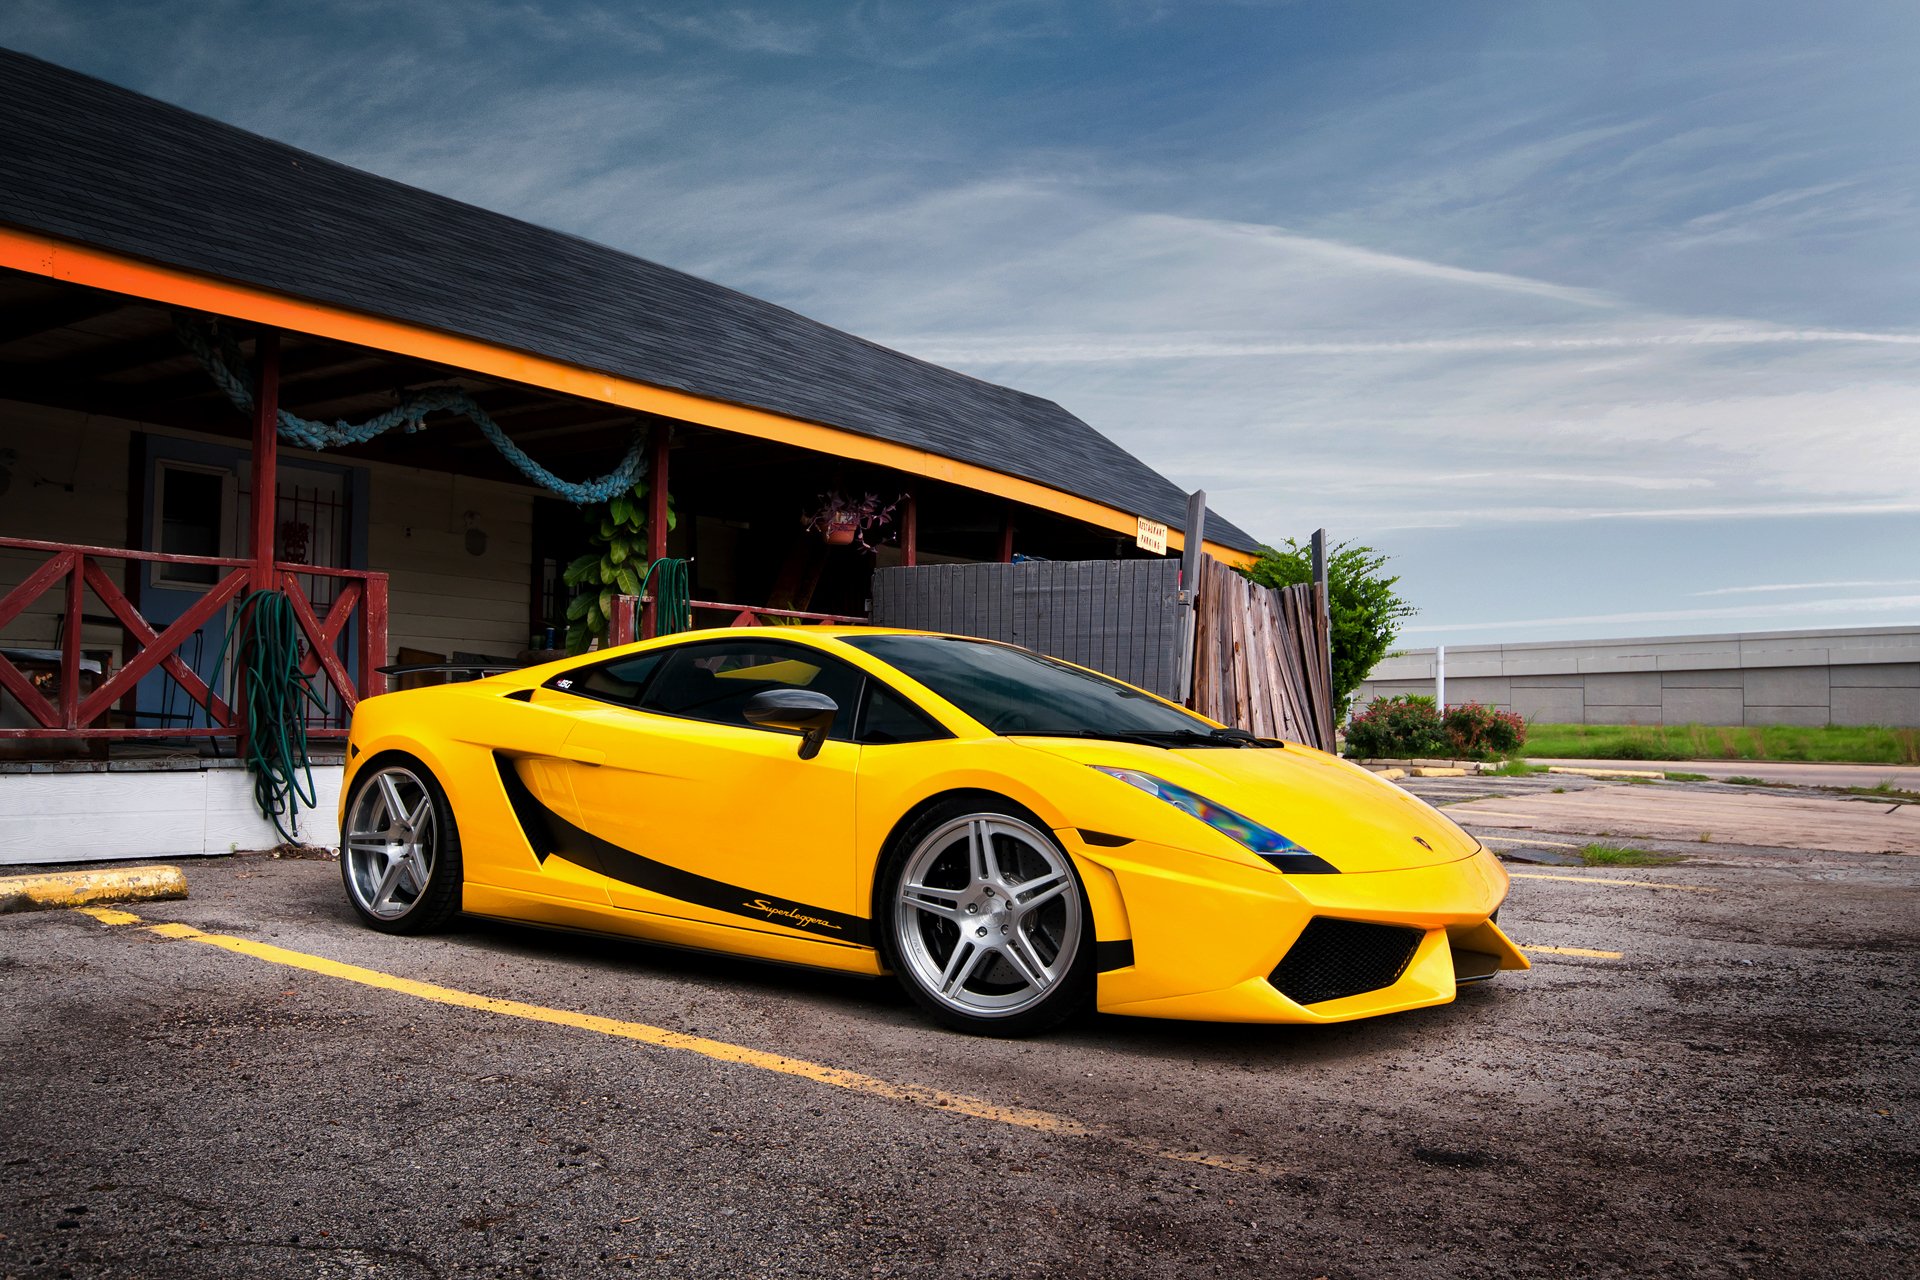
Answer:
[0,48,1257,551]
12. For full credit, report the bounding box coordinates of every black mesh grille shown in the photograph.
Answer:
[1270,918,1423,1006]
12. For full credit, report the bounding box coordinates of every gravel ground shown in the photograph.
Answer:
[2,844,1915,1279]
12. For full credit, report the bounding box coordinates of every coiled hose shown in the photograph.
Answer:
[638,557,692,636]
[209,589,325,843]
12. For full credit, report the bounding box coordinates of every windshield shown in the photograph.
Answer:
[843,634,1230,742]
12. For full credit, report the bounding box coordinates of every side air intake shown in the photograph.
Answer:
[1269,917,1423,1006]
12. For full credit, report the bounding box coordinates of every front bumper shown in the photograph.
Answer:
[1064,834,1528,1024]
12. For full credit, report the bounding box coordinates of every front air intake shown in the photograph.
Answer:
[1269,917,1423,1006]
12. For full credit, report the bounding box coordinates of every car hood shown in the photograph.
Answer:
[1013,737,1480,873]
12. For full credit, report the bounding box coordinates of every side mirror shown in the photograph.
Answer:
[742,689,839,760]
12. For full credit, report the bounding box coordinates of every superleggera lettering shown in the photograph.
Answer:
[743,898,841,932]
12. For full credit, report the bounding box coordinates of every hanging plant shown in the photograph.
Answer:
[801,490,902,551]
[561,481,676,654]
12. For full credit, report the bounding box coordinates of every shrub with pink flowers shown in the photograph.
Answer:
[1442,701,1527,758]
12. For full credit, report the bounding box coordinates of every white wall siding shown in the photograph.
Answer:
[0,402,131,653]
[368,466,534,660]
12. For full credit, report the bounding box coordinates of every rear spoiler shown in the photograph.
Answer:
[376,662,522,679]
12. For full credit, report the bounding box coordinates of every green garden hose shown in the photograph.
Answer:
[209,589,326,844]
[638,557,692,636]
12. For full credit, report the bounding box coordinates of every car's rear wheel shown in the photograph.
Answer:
[882,798,1092,1036]
[340,758,462,934]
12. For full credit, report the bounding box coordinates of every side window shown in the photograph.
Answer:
[858,683,947,745]
[546,651,665,709]
[638,640,865,740]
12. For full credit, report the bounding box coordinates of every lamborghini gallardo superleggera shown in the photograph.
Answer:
[339,628,1527,1035]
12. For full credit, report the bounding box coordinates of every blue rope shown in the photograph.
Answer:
[173,315,648,504]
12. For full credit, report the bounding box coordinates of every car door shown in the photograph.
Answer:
[550,638,869,946]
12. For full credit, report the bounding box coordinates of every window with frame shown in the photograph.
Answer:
[150,462,232,588]
[638,639,867,741]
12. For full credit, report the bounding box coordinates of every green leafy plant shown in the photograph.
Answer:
[1241,538,1414,719]
[1344,694,1447,759]
[561,481,676,655]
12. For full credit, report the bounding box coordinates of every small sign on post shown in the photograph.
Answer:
[1135,517,1169,555]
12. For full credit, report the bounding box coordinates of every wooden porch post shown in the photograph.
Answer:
[641,423,671,640]
[997,506,1015,563]
[242,330,279,754]
[249,331,280,592]
[901,495,918,568]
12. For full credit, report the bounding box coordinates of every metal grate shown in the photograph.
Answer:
[1270,917,1423,1006]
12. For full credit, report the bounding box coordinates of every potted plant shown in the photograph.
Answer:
[802,491,902,551]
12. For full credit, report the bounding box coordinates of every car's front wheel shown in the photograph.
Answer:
[340,757,462,934]
[881,798,1093,1036]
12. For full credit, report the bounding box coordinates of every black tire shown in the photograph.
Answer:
[877,795,1094,1036]
[339,755,463,934]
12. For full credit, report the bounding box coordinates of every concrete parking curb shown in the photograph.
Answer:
[0,865,188,914]
[1546,766,1667,781]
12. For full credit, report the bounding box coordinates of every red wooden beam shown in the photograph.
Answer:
[0,655,58,728]
[901,495,918,568]
[609,593,637,646]
[80,559,235,727]
[249,330,280,594]
[60,553,83,728]
[359,573,388,700]
[282,572,359,712]
[641,423,672,640]
[0,548,75,630]
[77,569,247,727]
[998,508,1015,563]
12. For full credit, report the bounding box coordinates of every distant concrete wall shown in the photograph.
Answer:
[1354,626,1920,728]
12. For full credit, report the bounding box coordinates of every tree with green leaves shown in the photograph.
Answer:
[1241,538,1414,719]
[562,481,676,654]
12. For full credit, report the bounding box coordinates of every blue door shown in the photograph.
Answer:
[134,435,368,732]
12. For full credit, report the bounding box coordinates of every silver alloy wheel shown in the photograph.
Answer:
[893,812,1083,1019]
[343,766,438,921]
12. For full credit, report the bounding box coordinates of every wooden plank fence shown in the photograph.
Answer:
[1191,555,1335,751]
[871,561,1186,700]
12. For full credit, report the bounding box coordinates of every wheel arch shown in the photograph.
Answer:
[866,786,1130,953]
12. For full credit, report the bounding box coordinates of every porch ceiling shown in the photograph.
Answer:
[0,269,662,485]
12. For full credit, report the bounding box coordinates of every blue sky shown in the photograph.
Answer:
[6,1,1917,646]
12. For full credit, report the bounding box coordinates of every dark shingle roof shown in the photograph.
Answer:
[0,49,1257,551]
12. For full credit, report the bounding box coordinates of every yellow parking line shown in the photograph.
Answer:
[79,908,1282,1177]
[1512,872,1718,893]
[1520,943,1625,959]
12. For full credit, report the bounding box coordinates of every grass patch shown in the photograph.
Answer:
[1847,784,1920,804]
[1665,771,1711,782]
[1487,759,1549,776]
[1579,843,1685,867]
[1521,723,1920,765]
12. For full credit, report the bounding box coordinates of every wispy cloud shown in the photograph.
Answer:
[1405,594,1920,636]
[890,324,1920,364]
[1693,579,1920,597]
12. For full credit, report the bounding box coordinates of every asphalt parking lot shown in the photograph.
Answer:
[3,821,1916,1279]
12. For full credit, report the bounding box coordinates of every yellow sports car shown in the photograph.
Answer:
[340,628,1526,1035]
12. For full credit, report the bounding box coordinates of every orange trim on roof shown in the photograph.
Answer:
[0,226,1257,567]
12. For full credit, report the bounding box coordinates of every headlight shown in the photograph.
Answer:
[1089,767,1337,872]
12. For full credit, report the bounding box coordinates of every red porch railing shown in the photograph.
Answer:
[0,535,387,742]
[605,593,868,646]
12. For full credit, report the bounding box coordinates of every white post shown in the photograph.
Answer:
[1435,644,1446,714]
